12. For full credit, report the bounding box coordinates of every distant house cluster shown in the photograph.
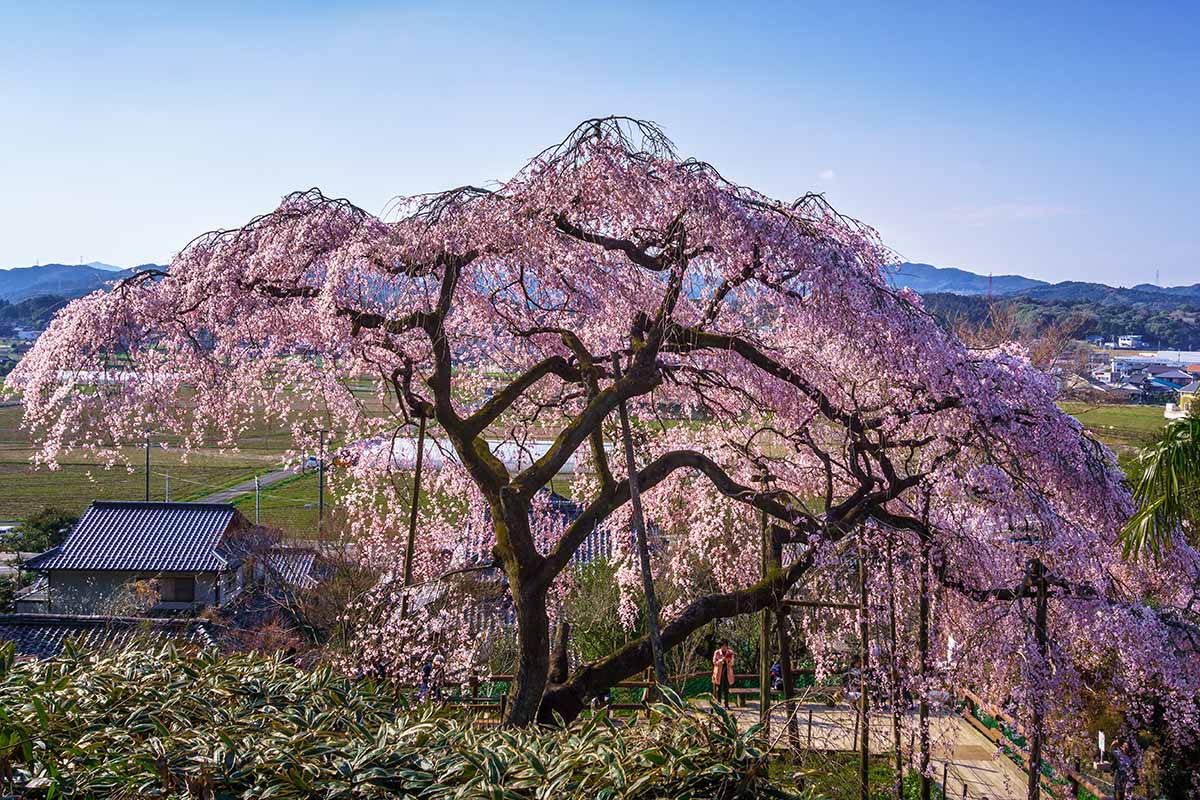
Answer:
[1081,349,1200,413]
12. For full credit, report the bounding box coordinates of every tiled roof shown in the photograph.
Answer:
[0,614,215,660]
[264,548,318,589]
[23,501,240,573]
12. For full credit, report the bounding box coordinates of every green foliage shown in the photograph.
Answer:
[771,751,941,800]
[0,642,796,799]
[0,573,31,613]
[1121,414,1200,559]
[5,505,78,553]
[561,559,631,665]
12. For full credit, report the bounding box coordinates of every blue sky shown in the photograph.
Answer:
[1,1,1196,285]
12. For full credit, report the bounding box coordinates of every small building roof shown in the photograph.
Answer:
[0,614,215,660]
[14,576,48,602]
[23,501,244,573]
[264,548,319,589]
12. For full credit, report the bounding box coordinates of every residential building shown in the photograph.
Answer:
[1168,381,1200,419]
[20,501,254,615]
[1117,334,1146,349]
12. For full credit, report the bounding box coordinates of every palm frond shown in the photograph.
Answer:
[1120,414,1200,560]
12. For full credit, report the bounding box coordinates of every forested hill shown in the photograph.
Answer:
[922,292,1200,350]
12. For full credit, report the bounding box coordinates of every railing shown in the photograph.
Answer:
[418,670,1112,800]
[956,687,1113,800]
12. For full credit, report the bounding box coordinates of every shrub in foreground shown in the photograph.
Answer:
[0,642,792,799]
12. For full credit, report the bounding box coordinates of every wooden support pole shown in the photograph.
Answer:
[1027,559,1049,800]
[773,558,799,751]
[612,353,669,692]
[919,546,932,800]
[758,472,771,735]
[859,542,871,800]
[887,538,903,800]
[398,414,427,621]
[762,466,796,748]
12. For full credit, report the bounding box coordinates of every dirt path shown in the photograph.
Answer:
[725,700,1029,799]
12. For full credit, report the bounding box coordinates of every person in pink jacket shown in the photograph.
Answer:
[712,643,735,708]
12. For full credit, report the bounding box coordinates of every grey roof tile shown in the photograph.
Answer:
[0,614,215,660]
[23,501,240,573]
[264,548,318,589]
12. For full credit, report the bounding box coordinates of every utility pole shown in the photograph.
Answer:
[254,475,261,524]
[612,353,669,693]
[399,414,428,621]
[144,430,151,501]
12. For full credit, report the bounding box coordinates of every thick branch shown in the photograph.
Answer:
[540,449,805,582]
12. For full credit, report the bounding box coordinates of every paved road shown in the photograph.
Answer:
[201,467,296,504]
[728,700,1029,799]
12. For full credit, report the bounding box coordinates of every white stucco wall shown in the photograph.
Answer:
[47,571,220,615]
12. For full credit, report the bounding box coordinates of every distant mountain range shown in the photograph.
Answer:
[2,259,1197,311]
[886,262,1048,295]
[0,263,162,303]
[887,262,1200,310]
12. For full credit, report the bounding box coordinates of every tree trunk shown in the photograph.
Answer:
[507,579,551,726]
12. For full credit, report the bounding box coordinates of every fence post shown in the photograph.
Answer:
[807,708,813,749]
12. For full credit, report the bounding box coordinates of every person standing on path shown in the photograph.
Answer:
[712,643,735,708]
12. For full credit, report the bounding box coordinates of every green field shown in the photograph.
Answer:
[232,471,330,535]
[0,403,285,521]
[1058,402,1168,449]
[0,394,1171,527]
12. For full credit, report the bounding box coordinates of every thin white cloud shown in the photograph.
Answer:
[944,203,1076,226]
[817,169,836,181]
